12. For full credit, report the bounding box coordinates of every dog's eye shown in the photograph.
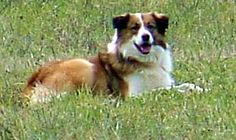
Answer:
[147,23,155,30]
[131,23,140,31]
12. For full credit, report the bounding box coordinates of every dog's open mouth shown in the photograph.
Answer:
[134,42,152,55]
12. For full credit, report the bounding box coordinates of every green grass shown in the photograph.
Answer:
[0,0,236,139]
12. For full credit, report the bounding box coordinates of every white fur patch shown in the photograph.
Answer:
[127,45,174,96]
[134,13,154,45]
[30,84,67,104]
[107,30,118,54]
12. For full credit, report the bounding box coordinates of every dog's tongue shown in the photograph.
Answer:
[140,44,151,54]
[134,42,152,54]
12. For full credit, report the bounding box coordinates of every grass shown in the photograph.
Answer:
[0,0,236,139]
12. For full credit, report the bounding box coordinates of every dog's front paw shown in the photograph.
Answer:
[173,83,208,93]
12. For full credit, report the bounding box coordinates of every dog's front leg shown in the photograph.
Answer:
[118,80,129,100]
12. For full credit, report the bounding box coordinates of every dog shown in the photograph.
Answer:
[21,12,177,104]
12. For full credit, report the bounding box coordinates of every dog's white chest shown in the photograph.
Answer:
[126,66,173,96]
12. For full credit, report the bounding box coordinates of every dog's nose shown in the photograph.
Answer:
[141,34,150,42]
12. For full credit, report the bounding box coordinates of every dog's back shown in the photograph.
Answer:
[21,57,110,103]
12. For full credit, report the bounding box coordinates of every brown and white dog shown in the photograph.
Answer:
[21,12,175,103]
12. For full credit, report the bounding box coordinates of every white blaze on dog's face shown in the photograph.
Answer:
[110,12,169,63]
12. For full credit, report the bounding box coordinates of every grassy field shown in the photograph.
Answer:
[0,0,236,139]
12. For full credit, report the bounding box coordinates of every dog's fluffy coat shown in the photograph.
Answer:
[21,12,175,103]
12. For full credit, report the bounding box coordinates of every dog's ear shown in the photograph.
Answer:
[152,13,169,35]
[112,14,130,30]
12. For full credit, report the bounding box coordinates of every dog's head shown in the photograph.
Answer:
[108,12,169,63]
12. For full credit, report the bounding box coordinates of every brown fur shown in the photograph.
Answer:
[21,58,98,102]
